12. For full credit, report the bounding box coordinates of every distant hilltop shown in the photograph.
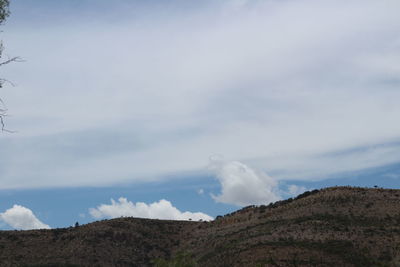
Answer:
[1,186,399,266]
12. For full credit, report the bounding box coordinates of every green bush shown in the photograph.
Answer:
[153,252,197,267]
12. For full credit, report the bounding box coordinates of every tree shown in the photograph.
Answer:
[0,0,9,24]
[0,0,20,132]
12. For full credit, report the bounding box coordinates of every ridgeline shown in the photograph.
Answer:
[1,187,400,266]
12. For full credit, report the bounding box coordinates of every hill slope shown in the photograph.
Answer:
[1,187,400,266]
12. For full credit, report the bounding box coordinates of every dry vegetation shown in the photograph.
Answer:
[1,186,400,266]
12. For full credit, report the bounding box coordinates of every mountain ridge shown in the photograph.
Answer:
[1,186,399,266]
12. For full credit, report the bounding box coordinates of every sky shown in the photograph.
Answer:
[0,0,400,230]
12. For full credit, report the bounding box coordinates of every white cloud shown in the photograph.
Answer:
[1,0,400,188]
[0,205,50,230]
[89,198,213,221]
[197,188,204,195]
[287,185,307,197]
[210,160,280,206]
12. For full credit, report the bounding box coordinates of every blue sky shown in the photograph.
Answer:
[0,0,400,229]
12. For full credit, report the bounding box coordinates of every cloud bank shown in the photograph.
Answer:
[1,0,400,188]
[89,198,213,221]
[0,205,50,230]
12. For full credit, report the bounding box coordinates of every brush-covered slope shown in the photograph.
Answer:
[0,218,197,266]
[182,187,400,266]
[1,187,400,266]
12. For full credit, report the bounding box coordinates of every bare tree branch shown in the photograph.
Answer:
[0,44,20,133]
[0,0,16,133]
[0,97,15,132]
[0,55,23,66]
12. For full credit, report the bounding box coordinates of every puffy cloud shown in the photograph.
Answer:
[89,198,213,221]
[0,205,50,230]
[211,160,281,206]
[287,185,307,197]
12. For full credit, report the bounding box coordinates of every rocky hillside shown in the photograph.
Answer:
[1,187,400,266]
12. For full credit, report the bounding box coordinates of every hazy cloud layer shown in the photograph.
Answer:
[0,205,50,230]
[89,198,213,221]
[1,0,400,188]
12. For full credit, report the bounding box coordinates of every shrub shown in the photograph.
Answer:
[153,252,197,267]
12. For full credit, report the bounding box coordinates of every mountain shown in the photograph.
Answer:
[1,186,399,266]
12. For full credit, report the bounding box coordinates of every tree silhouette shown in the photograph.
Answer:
[0,0,9,23]
[0,0,21,132]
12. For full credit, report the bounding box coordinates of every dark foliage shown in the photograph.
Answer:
[0,0,9,24]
